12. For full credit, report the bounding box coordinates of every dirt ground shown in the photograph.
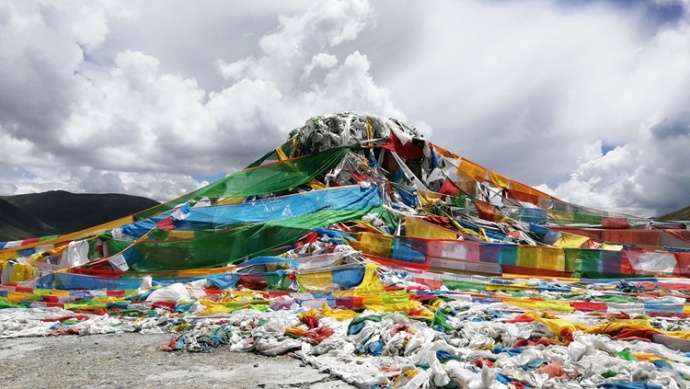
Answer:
[0,333,355,389]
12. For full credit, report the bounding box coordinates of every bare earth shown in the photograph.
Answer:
[0,333,355,389]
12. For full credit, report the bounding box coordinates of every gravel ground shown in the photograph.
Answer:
[0,333,355,389]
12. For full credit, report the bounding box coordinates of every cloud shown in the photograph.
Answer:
[0,0,688,218]
[0,164,205,200]
[542,114,690,217]
[0,0,402,201]
[373,0,690,215]
[302,53,339,79]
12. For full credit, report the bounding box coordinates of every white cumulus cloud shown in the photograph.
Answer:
[0,0,688,217]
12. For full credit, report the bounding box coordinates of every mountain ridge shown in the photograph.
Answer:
[0,191,159,242]
[655,205,690,221]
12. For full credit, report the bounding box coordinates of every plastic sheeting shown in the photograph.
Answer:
[134,147,350,220]
[5,266,690,388]
[116,207,386,271]
[121,184,380,238]
[2,112,690,388]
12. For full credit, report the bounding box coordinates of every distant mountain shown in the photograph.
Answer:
[656,206,690,221]
[0,191,160,242]
[0,198,57,242]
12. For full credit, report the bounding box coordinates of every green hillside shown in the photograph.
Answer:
[656,206,690,221]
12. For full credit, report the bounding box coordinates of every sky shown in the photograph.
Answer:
[0,0,689,218]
